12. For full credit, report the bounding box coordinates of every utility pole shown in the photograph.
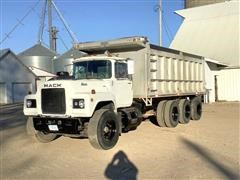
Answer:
[47,0,57,52]
[38,0,77,52]
[158,0,162,46]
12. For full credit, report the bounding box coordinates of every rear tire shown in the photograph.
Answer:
[156,100,167,127]
[88,109,120,150]
[178,99,191,124]
[190,97,202,120]
[164,100,179,128]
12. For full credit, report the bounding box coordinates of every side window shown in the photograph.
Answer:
[115,62,128,79]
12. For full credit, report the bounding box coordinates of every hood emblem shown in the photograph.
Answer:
[44,84,62,88]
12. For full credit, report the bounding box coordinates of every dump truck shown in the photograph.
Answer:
[24,36,205,150]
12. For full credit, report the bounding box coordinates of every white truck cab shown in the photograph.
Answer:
[24,56,140,150]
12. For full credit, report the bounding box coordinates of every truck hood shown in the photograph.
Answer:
[42,79,111,94]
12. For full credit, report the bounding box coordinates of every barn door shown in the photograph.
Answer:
[0,83,6,104]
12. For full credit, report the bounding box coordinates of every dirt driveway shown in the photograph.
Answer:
[0,102,239,179]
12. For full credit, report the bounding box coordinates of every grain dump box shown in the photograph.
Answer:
[74,36,205,102]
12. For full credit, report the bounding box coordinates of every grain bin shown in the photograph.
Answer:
[53,48,85,75]
[18,44,57,73]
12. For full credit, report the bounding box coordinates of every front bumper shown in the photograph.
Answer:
[33,117,82,135]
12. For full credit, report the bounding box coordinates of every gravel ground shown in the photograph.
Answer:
[0,102,239,179]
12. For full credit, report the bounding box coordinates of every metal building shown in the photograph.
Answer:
[204,58,228,103]
[0,49,36,104]
[171,1,239,67]
[18,44,57,73]
[185,0,227,8]
[171,1,240,102]
[53,48,85,75]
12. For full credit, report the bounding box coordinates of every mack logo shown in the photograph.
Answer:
[44,84,62,88]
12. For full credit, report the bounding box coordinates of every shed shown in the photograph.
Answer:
[0,49,36,104]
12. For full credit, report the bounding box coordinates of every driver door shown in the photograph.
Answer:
[113,61,133,108]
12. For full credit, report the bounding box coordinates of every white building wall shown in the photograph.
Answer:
[204,62,216,103]
[217,68,240,101]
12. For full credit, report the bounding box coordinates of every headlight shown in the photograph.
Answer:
[73,99,85,109]
[26,99,36,108]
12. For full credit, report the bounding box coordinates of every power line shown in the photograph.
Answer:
[57,34,69,51]
[0,0,41,45]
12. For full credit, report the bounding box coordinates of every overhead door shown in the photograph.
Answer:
[0,83,6,104]
[12,83,32,103]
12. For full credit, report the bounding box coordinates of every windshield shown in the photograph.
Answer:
[73,60,112,79]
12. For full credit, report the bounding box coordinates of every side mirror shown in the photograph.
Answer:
[127,59,134,75]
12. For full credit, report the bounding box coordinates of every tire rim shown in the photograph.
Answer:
[102,119,117,142]
[172,107,179,122]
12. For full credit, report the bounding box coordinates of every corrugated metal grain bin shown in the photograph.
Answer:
[74,37,205,99]
[18,44,56,73]
[53,48,85,75]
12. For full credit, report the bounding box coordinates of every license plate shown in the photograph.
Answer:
[48,125,59,131]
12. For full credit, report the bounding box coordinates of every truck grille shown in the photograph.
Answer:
[41,88,66,114]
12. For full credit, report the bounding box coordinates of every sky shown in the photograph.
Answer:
[0,0,184,54]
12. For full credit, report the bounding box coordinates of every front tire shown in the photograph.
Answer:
[88,109,120,150]
[35,131,59,143]
[26,117,58,143]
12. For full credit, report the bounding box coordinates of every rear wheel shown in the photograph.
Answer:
[88,109,120,150]
[164,100,179,128]
[190,97,202,120]
[178,99,191,124]
[156,100,167,127]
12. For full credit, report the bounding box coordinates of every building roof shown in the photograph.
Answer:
[28,66,56,77]
[0,49,10,59]
[0,48,37,77]
[18,43,57,57]
[170,1,239,67]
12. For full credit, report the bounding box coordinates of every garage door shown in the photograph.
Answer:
[0,83,6,104]
[12,83,32,103]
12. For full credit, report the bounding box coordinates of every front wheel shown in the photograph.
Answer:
[88,109,120,150]
[26,117,59,143]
